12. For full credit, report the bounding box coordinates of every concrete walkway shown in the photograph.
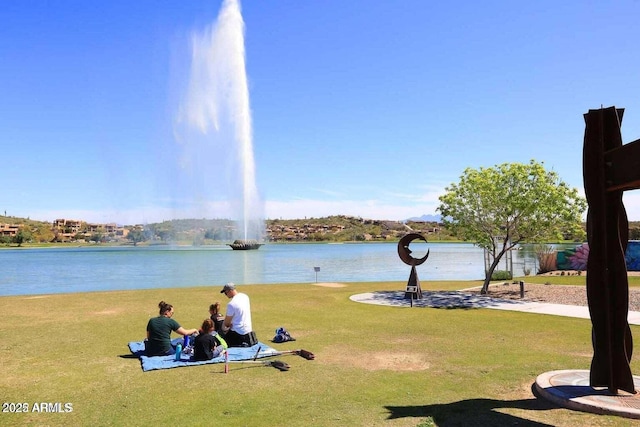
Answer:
[349,290,640,325]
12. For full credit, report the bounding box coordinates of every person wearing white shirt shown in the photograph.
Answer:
[220,282,258,347]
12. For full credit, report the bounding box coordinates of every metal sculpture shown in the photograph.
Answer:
[398,233,430,300]
[583,106,640,394]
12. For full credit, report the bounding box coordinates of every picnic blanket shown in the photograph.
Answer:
[128,338,279,372]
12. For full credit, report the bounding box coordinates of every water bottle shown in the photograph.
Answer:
[175,343,182,361]
[184,335,190,348]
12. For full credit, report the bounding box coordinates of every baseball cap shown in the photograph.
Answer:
[220,282,236,294]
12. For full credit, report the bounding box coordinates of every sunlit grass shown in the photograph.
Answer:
[1,280,638,426]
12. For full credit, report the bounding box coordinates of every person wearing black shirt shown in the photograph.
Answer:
[193,318,226,361]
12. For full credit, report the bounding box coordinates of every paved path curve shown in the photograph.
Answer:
[350,290,640,325]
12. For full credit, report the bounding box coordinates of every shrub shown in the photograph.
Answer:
[535,244,557,274]
[491,270,512,281]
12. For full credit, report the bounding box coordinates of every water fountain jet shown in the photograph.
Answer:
[177,0,264,248]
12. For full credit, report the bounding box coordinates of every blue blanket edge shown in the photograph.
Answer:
[128,338,279,372]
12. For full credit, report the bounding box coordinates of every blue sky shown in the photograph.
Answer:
[2,0,640,225]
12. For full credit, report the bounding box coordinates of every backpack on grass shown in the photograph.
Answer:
[272,327,295,343]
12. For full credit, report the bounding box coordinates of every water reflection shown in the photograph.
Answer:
[0,242,576,296]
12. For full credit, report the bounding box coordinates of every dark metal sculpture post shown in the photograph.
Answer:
[583,106,640,394]
[398,233,430,301]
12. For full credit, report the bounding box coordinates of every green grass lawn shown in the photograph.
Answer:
[1,279,639,426]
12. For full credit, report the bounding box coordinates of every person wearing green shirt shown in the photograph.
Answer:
[145,301,198,356]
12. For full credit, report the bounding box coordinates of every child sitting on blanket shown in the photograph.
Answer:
[209,302,225,334]
[193,319,227,361]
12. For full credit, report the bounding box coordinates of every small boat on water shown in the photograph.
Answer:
[228,239,263,250]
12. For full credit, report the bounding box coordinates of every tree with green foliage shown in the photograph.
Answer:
[13,229,31,247]
[629,223,640,240]
[437,160,587,294]
[127,229,146,246]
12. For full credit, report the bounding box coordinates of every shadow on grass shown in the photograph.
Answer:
[356,290,528,309]
[118,353,142,359]
[385,386,559,426]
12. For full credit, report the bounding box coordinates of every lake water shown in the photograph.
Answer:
[0,242,545,296]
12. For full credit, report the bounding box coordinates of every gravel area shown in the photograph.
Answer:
[467,282,640,312]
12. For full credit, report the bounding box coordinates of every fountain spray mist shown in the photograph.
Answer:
[177,0,263,241]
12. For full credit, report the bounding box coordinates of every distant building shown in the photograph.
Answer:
[0,223,21,237]
[53,219,83,233]
[86,223,118,233]
[51,218,126,242]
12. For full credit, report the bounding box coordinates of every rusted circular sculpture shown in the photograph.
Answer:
[397,233,429,266]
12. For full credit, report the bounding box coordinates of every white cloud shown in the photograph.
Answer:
[624,192,640,221]
[22,188,640,226]
[24,201,237,226]
[264,198,440,221]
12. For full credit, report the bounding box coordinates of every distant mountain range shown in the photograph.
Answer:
[405,214,442,222]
